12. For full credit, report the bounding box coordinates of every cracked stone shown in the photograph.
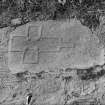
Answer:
[10,36,28,52]
[28,24,42,41]
[36,38,61,52]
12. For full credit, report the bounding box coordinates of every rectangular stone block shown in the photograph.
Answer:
[37,38,60,52]
[28,25,42,41]
[23,48,38,64]
[10,36,28,51]
[10,25,28,37]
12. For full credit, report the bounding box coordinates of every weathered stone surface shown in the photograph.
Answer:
[7,20,105,73]
[10,36,28,52]
[11,18,22,25]
[60,42,75,48]
[60,21,91,43]
[0,86,11,103]
[35,78,61,95]
[97,24,105,47]
[0,70,10,78]
[23,47,38,64]
[28,24,42,41]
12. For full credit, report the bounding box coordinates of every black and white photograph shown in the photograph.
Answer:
[0,0,105,105]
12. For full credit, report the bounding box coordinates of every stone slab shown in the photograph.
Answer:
[36,38,61,52]
[10,36,61,52]
[41,21,63,38]
[100,24,105,34]
[7,20,105,73]
[61,23,91,43]
[23,47,38,64]
[8,52,24,73]
[0,52,8,69]
[0,28,9,52]
[38,52,58,65]
[8,52,23,65]
[10,36,28,51]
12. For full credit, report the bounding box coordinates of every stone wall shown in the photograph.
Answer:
[0,20,105,105]
[7,20,105,73]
